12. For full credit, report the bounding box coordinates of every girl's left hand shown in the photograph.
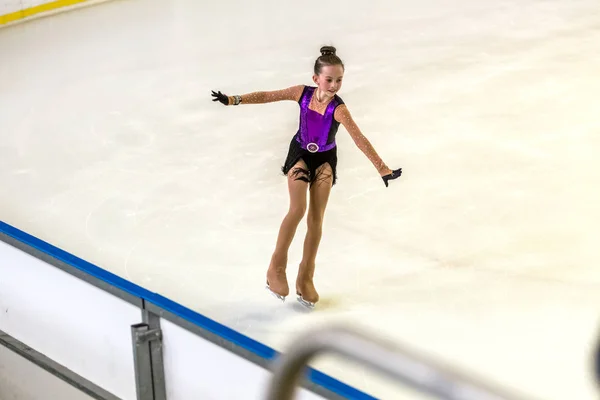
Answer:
[381,168,402,187]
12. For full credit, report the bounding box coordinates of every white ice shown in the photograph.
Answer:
[1,0,599,398]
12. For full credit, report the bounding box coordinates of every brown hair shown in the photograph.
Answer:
[314,46,344,75]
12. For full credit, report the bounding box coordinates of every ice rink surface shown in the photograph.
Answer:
[1,0,600,398]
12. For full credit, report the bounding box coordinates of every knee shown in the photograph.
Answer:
[307,211,324,230]
[288,203,307,222]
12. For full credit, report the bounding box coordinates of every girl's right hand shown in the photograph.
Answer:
[211,90,229,106]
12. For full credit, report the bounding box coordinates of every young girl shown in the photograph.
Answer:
[211,46,402,309]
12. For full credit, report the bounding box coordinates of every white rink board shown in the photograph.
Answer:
[0,223,363,400]
[0,344,96,400]
[1,0,67,16]
[0,240,139,400]
[160,318,325,400]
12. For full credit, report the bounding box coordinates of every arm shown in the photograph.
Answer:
[334,104,392,176]
[223,85,304,105]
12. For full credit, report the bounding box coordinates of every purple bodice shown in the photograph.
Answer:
[295,86,343,153]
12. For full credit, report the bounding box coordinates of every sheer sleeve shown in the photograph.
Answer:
[334,104,390,174]
[229,85,304,105]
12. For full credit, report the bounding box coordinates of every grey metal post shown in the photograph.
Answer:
[265,324,534,400]
[142,309,167,400]
[131,323,162,400]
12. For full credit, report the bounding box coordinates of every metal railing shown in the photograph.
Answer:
[265,324,535,400]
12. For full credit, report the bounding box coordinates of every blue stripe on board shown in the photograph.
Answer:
[0,220,377,400]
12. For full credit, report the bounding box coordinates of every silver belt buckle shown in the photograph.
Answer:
[307,142,319,153]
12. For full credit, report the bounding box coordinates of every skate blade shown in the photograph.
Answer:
[296,295,315,309]
[265,285,286,302]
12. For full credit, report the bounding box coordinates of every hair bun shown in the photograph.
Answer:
[320,46,337,56]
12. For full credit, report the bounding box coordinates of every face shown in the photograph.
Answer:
[313,64,344,98]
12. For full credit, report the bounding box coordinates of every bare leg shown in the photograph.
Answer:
[266,160,309,299]
[296,163,333,306]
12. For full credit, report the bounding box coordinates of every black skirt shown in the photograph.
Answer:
[281,135,338,186]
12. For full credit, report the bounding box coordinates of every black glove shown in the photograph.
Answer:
[382,168,402,187]
[211,90,229,106]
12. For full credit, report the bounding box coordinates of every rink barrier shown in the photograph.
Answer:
[0,220,375,400]
[0,0,115,27]
[0,0,87,25]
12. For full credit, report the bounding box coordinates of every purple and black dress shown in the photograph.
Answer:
[282,86,345,186]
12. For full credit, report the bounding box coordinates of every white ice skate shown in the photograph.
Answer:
[265,282,286,302]
[296,294,315,309]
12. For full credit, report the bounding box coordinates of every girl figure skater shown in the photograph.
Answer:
[211,46,401,309]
